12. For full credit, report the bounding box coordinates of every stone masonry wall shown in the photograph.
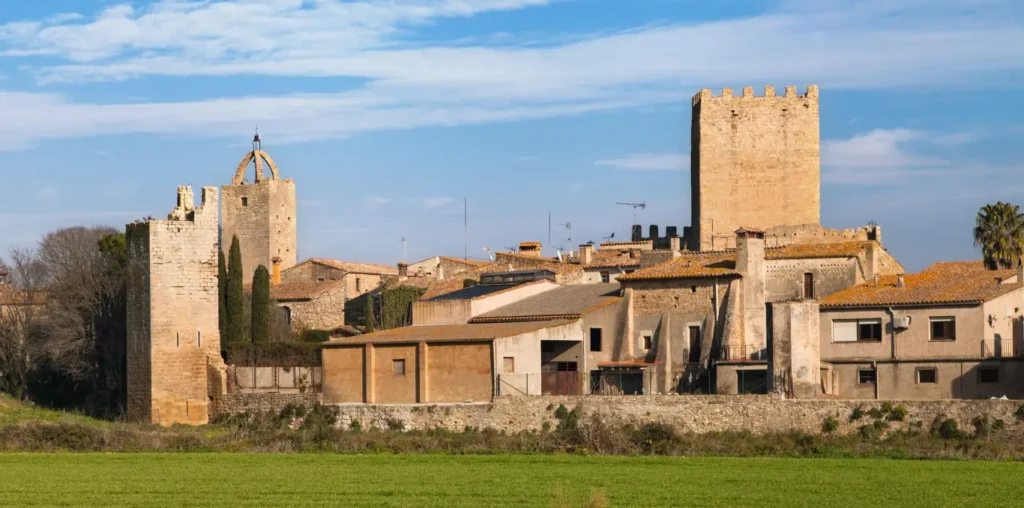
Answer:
[126,186,226,426]
[221,177,297,282]
[691,86,820,251]
[328,395,1024,436]
[211,392,322,417]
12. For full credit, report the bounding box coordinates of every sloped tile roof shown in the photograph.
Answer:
[820,261,1021,308]
[470,283,621,322]
[323,319,574,345]
[303,258,398,276]
[438,256,491,267]
[584,250,642,268]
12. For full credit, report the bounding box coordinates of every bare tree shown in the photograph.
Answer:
[0,249,45,399]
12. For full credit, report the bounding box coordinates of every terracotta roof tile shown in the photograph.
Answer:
[420,256,583,300]
[323,319,574,345]
[584,250,642,268]
[269,280,345,301]
[438,256,490,267]
[302,258,398,276]
[820,261,1020,308]
[470,283,621,322]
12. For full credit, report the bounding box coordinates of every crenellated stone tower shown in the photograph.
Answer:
[689,85,820,251]
[126,186,227,425]
[220,132,297,281]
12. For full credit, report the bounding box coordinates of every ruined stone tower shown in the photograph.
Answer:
[126,186,227,425]
[220,132,297,281]
[689,86,820,251]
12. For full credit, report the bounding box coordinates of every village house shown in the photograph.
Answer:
[271,258,398,331]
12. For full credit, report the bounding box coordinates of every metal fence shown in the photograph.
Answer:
[720,345,769,361]
[981,339,1018,358]
[230,365,323,394]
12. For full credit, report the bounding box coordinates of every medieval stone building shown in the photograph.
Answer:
[221,132,298,281]
[126,186,227,425]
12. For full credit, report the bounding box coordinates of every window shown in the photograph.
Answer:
[688,326,702,363]
[930,317,956,341]
[600,271,610,283]
[857,369,876,385]
[916,368,937,384]
[197,331,201,348]
[283,306,292,325]
[589,328,603,352]
[175,332,180,348]
[690,285,697,293]
[503,357,515,374]
[803,273,814,299]
[979,367,999,384]
[642,335,652,350]
[833,319,882,343]
[356,278,362,292]
[241,197,248,207]
[392,359,406,376]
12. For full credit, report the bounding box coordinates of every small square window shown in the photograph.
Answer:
[503,357,515,374]
[857,369,876,385]
[858,320,882,341]
[393,359,406,376]
[930,317,956,341]
[642,335,652,350]
[690,285,697,293]
[979,367,999,384]
[589,328,602,352]
[241,197,248,207]
[600,271,610,283]
[916,368,937,384]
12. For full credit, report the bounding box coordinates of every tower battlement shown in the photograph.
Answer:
[692,85,818,105]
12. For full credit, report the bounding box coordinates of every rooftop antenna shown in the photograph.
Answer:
[603,232,616,242]
[616,202,647,229]
[482,246,495,262]
[253,125,261,151]
[558,222,572,243]
[398,237,407,262]
[504,245,517,254]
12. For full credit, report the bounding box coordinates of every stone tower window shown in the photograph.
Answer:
[241,197,248,207]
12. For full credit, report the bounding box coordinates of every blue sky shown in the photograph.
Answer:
[1,0,1022,272]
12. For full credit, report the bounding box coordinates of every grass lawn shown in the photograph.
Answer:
[0,454,1021,507]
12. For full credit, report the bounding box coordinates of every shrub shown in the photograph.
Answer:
[554,404,569,420]
[349,419,362,432]
[849,406,864,422]
[880,401,894,414]
[857,424,880,440]
[299,329,331,343]
[936,419,961,440]
[542,421,552,433]
[1014,404,1024,421]
[225,341,322,367]
[972,415,990,437]
[387,418,406,432]
[887,405,908,422]
[867,407,885,419]
[992,419,1006,431]
[821,416,839,434]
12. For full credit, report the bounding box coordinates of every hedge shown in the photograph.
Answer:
[226,341,322,367]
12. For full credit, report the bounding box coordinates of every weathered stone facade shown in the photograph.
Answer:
[323,395,1023,436]
[221,145,297,282]
[126,186,227,426]
[210,392,321,417]
[690,86,820,251]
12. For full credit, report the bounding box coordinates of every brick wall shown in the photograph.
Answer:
[327,395,1024,436]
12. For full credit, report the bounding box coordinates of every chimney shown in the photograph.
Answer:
[896,274,905,288]
[437,264,445,281]
[271,257,281,286]
[518,241,542,258]
[670,236,681,252]
[579,243,594,265]
[397,262,408,278]
[864,242,878,282]
[736,228,767,357]
[873,274,879,287]
[631,225,643,242]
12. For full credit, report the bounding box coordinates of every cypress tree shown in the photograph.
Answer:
[226,235,245,343]
[251,264,271,343]
[364,296,376,333]
[218,251,227,340]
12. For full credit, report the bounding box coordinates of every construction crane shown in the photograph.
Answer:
[616,201,647,229]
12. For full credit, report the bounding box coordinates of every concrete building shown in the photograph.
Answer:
[125,186,227,425]
[220,133,297,282]
[689,86,820,251]
[815,261,1024,399]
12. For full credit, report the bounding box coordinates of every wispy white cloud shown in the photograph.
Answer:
[424,196,455,209]
[364,196,394,208]
[569,182,584,192]
[822,128,952,184]
[321,228,369,234]
[597,153,688,171]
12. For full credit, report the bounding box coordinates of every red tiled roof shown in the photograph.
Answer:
[301,258,398,276]
[323,319,574,345]
[820,261,1021,308]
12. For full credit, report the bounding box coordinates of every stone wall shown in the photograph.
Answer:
[126,186,227,425]
[211,392,322,417]
[691,86,820,251]
[328,395,1024,436]
[221,174,297,282]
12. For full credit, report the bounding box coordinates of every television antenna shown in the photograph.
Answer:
[616,201,647,227]
[558,222,572,243]
[504,245,517,253]
[482,246,495,261]
[602,232,616,242]
[398,237,407,262]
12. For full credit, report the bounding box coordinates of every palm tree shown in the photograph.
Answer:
[974,202,1024,269]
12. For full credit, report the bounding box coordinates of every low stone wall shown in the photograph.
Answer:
[331,395,1024,435]
[211,392,322,417]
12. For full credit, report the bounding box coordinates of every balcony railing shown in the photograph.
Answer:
[720,345,768,362]
[981,339,1017,358]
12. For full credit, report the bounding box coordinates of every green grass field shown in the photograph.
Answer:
[0,454,1021,507]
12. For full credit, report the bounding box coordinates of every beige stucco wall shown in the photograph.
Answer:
[322,346,364,404]
[716,364,767,395]
[426,342,493,403]
[371,344,418,404]
[344,272,383,300]
[411,299,473,325]
[691,86,820,251]
[221,178,297,282]
[820,306,985,360]
[770,300,820,398]
[981,289,1024,354]
[766,257,858,302]
[494,321,582,395]
[828,361,1024,400]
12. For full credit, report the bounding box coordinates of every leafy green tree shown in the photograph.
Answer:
[218,251,227,341]
[226,235,245,343]
[364,296,376,333]
[974,202,1024,269]
[251,265,270,343]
